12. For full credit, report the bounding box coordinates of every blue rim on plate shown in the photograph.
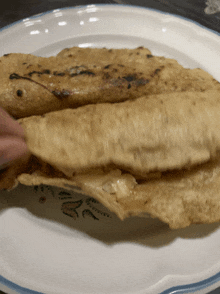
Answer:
[1,269,220,294]
[0,4,220,294]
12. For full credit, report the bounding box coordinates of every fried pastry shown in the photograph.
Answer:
[0,47,219,118]
[18,91,220,177]
[1,47,220,229]
[5,153,220,229]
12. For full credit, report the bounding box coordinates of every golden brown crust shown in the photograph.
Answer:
[1,47,219,118]
[13,158,220,229]
[1,46,220,230]
[19,91,220,176]
[10,90,220,229]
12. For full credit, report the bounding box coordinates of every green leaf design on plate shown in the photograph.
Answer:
[82,209,99,220]
[61,200,83,220]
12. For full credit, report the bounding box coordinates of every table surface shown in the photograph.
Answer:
[0,0,220,294]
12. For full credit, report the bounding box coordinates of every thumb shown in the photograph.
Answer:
[0,136,28,169]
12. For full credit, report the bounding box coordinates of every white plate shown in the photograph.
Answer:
[1,4,220,294]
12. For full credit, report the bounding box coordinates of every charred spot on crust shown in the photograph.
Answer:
[9,73,21,80]
[104,64,111,69]
[28,71,43,77]
[135,79,149,86]
[28,69,51,77]
[53,71,65,76]
[16,89,23,97]
[151,68,163,78]
[70,70,95,77]
[52,89,71,99]
[43,69,51,74]
[123,75,135,82]
[137,46,144,49]
[108,76,149,88]
[147,54,153,58]
[3,54,10,57]
[80,70,95,76]
[57,73,65,76]
[155,68,161,74]
[68,65,90,76]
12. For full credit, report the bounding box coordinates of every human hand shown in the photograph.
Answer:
[0,107,28,170]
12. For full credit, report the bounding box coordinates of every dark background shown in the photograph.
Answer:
[0,0,220,293]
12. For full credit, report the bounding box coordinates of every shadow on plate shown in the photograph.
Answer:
[0,183,219,247]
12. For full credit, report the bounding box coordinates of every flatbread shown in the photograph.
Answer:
[1,47,220,229]
[19,91,220,177]
[14,156,220,229]
[1,47,219,118]
[1,90,220,229]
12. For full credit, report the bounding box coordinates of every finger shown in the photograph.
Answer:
[0,136,28,168]
[0,108,25,138]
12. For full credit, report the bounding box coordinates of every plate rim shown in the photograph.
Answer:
[0,3,219,38]
[0,4,220,294]
[1,266,220,294]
